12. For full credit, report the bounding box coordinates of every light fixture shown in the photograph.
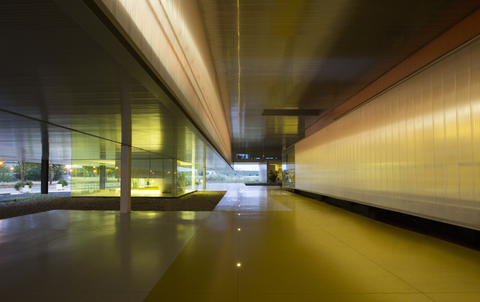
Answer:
[115,167,118,170]
[238,228,241,231]
[237,263,241,267]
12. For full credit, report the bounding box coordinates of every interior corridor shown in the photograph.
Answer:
[1,185,480,301]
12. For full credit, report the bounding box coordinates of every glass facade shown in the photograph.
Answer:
[282,146,295,188]
[70,161,119,196]
[177,160,199,195]
[71,158,198,198]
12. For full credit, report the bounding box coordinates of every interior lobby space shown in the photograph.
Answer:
[0,185,479,302]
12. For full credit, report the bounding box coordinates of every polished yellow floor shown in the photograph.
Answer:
[145,185,480,302]
[1,185,480,301]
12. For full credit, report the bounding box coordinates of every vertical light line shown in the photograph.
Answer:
[237,0,241,141]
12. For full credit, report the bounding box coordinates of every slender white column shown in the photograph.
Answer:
[203,144,206,190]
[120,76,132,213]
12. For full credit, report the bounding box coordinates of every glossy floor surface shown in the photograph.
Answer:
[1,185,480,301]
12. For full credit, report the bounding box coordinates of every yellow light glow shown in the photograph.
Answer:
[237,213,241,216]
[10,167,14,170]
[0,161,3,165]
[238,228,241,231]
[115,167,118,170]
[93,170,97,173]
[69,169,73,172]
[93,166,96,168]
[237,263,241,267]
[109,0,232,162]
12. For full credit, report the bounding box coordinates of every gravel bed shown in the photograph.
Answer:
[0,191,226,220]
[0,192,71,200]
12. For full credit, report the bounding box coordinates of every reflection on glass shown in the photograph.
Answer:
[71,162,120,196]
[131,158,173,197]
[177,160,199,196]
[71,158,200,197]
[282,146,295,188]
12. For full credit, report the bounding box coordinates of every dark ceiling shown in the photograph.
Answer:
[198,0,480,159]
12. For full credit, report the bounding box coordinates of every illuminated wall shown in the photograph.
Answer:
[99,0,231,163]
[296,38,480,231]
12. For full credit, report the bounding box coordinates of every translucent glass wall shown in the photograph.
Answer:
[295,38,480,230]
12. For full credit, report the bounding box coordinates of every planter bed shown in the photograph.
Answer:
[0,191,226,220]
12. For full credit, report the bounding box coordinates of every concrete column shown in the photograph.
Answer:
[41,159,49,194]
[40,121,49,194]
[99,165,106,190]
[203,144,206,190]
[120,145,131,213]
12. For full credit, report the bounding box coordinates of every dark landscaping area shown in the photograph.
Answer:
[0,191,226,220]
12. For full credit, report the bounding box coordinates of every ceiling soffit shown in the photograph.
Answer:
[199,0,480,157]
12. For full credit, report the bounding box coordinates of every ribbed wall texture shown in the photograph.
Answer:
[100,0,231,163]
[296,38,480,231]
